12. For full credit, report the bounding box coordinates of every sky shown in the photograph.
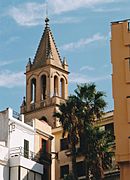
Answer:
[0,0,129,112]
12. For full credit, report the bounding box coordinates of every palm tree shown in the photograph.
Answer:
[55,83,113,180]
[54,95,83,180]
[75,83,106,124]
[83,126,113,180]
[75,83,113,179]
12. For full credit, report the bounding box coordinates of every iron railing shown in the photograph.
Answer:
[13,110,22,121]
[10,147,51,164]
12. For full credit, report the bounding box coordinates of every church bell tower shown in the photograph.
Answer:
[21,18,69,128]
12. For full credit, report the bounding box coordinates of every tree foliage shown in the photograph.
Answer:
[54,83,113,180]
[54,95,82,180]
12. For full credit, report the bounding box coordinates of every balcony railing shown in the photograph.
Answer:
[13,110,22,121]
[10,147,52,164]
[37,150,52,164]
[10,147,34,160]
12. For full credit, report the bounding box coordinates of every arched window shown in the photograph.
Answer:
[41,75,46,100]
[60,78,65,98]
[54,76,58,96]
[31,78,36,103]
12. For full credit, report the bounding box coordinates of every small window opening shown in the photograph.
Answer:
[31,78,36,103]
[41,75,46,100]
[60,78,65,98]
[54,76,58,96]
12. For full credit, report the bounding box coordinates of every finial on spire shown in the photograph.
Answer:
[45,1,49,27]
[45,17,49,27]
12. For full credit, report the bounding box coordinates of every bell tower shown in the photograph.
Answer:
[21,18,69,128]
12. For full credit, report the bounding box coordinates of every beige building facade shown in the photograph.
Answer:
[111,19,130,180]
[52,111,119,180]
[33,118,53,180]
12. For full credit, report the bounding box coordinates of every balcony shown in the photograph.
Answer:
[10,147,43,174]
[10,146,52,165]
[34,150,52,164]
[10,156,43,175]
[12,110,22,121]
[10,147,34,159]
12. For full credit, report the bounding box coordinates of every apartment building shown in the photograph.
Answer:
[52,111,120,180]
[0,107,53,180]
[111,19,130,180]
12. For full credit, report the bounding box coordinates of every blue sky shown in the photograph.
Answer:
[0,0,129,112]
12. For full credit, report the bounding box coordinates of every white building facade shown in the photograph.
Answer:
[0,107,44,180]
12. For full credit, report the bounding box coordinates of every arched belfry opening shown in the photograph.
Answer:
[54,76,58,96]
[31,78,36,103]
[41,75,46,101]
[60,78,65,98]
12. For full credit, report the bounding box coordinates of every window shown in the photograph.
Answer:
[24,139,29,158]
[41,139,48,153]
[105,123,114,132]
[54,76,58,96]
[60,78,65,98]
[31,78,36,103]
[60,138,68,151]
[41,75,46,100]
[128,22,130,31]
[60,165,69,178]
[105,123,114,137]
[39,139,51,164]
[80,135,86,152]
[77,161,85,177]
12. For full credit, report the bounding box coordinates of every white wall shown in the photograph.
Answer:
[0,108,35,155]
[10,121,35,155]
[0,145,8,161]
[0,108,44,180]
[10,167,18,180]
[0,109,8,141]
[0,164,9,180]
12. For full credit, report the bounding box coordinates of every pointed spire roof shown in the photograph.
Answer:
[31,18,63,70]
